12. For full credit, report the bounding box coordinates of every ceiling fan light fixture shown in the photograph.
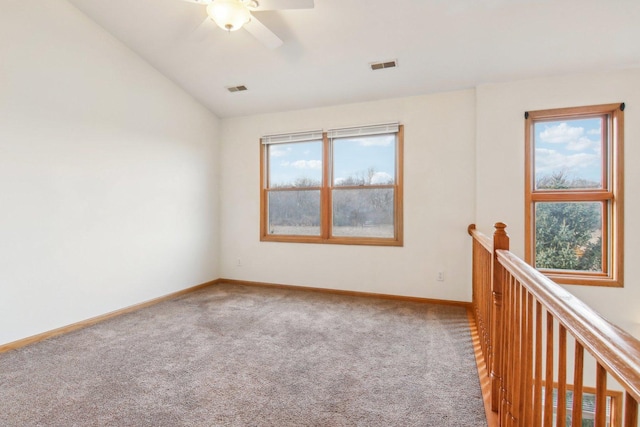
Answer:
[241,0,259,8]
[207,0,251,32]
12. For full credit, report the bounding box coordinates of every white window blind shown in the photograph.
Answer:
[261,130,323,145]
[327,122,399,139]
[262,123,399,144]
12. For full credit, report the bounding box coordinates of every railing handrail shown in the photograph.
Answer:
[496,249,640,403]
[468,224,493,253]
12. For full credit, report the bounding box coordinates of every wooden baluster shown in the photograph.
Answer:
[624,392,638,427]
[471,231,488,376]
[533,301,543,426]
[502,273,514,426]
[571,342,584,427]
[594,363,607,427]
[544,312,555,427]
[557,326,567,427]
[472,240,480,357]
[472,233,493,378]
[500,271,509,426]
[510,275,519,427]
[491,222,509,413]
[523,292,534,426]
[484,250,488,364]
[611,393,622,427]
[511,275,518,427]
[483,244,491,373]
[509,276,520,425]
[512,283,522,425]
[485,249,492,375]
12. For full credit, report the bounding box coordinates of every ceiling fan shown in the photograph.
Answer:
[182,0,314,49]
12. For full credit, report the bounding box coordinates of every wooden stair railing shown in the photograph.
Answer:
[469,223,640,427]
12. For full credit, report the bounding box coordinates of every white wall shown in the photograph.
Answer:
[220,90,477,302]
[0,0,220,345]
[476,68,640,337]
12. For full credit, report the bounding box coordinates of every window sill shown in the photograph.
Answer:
[260,234,403,247]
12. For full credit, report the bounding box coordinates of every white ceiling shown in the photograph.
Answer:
[66,0,640,118]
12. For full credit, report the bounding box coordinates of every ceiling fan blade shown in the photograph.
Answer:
[249,0,314,11]
[244,16,283,49]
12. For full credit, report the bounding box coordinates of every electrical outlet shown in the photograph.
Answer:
[437,271,445,282]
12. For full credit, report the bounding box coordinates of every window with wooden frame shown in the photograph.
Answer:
[260,123,403,246]
[541,383,623,427]
[525,103,624,287]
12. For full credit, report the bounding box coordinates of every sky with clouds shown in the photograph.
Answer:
[269,141,323,187]
[534,117,603,185]
[268,134,396,187]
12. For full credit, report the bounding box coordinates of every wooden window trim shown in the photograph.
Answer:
[542,381,623,427]
[524,103,624,287]
[260,126,403,246]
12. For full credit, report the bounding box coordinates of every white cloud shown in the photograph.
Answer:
[587,128,602,135]
[539,122,584,144]
[538,122,601,155]
[566,137,600,152]
[358,136,393,147]
[290,159,322,170]
[535,148,599,175]
[270,146,291,157]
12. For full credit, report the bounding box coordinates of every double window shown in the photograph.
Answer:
[525,104,624,286]
[260,124,403,246]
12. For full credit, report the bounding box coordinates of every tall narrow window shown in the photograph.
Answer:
[261,131,323,238]
[261,124,403,246]
[525,104,624,286]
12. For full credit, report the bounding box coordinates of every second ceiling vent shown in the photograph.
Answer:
[227,85,248,93]
[370,60,397,71]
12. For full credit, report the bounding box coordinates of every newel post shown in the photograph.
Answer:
[490,222,509,413]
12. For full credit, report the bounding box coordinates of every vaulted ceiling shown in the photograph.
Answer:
[67,0,640,118]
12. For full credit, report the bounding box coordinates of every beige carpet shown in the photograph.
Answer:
[0,283,487,426]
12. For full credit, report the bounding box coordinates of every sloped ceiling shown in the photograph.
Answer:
[66,0,640,118]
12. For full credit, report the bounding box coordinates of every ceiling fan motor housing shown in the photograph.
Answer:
[207,0,251,31]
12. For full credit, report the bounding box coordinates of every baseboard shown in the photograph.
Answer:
[0,279,221,353]
[2,278,471,353]
[219,278,472,308]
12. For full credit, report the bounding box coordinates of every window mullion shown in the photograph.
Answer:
[321,133,331,240]
[395,126,404,242]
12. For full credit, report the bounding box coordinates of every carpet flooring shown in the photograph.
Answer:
[0,283,487,426]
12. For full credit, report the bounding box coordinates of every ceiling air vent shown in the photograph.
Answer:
[370,60,397,71]
[226,85,248,93]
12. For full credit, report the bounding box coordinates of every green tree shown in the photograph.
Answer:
[535,171,602,271]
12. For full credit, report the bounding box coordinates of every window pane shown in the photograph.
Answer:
[268,190,320,236]
[535,202,603,272]
[534,117,603,190]
[333,134,396,186]
[542,387,614,426]
[332,188,394,238]
[268,141,322,188]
